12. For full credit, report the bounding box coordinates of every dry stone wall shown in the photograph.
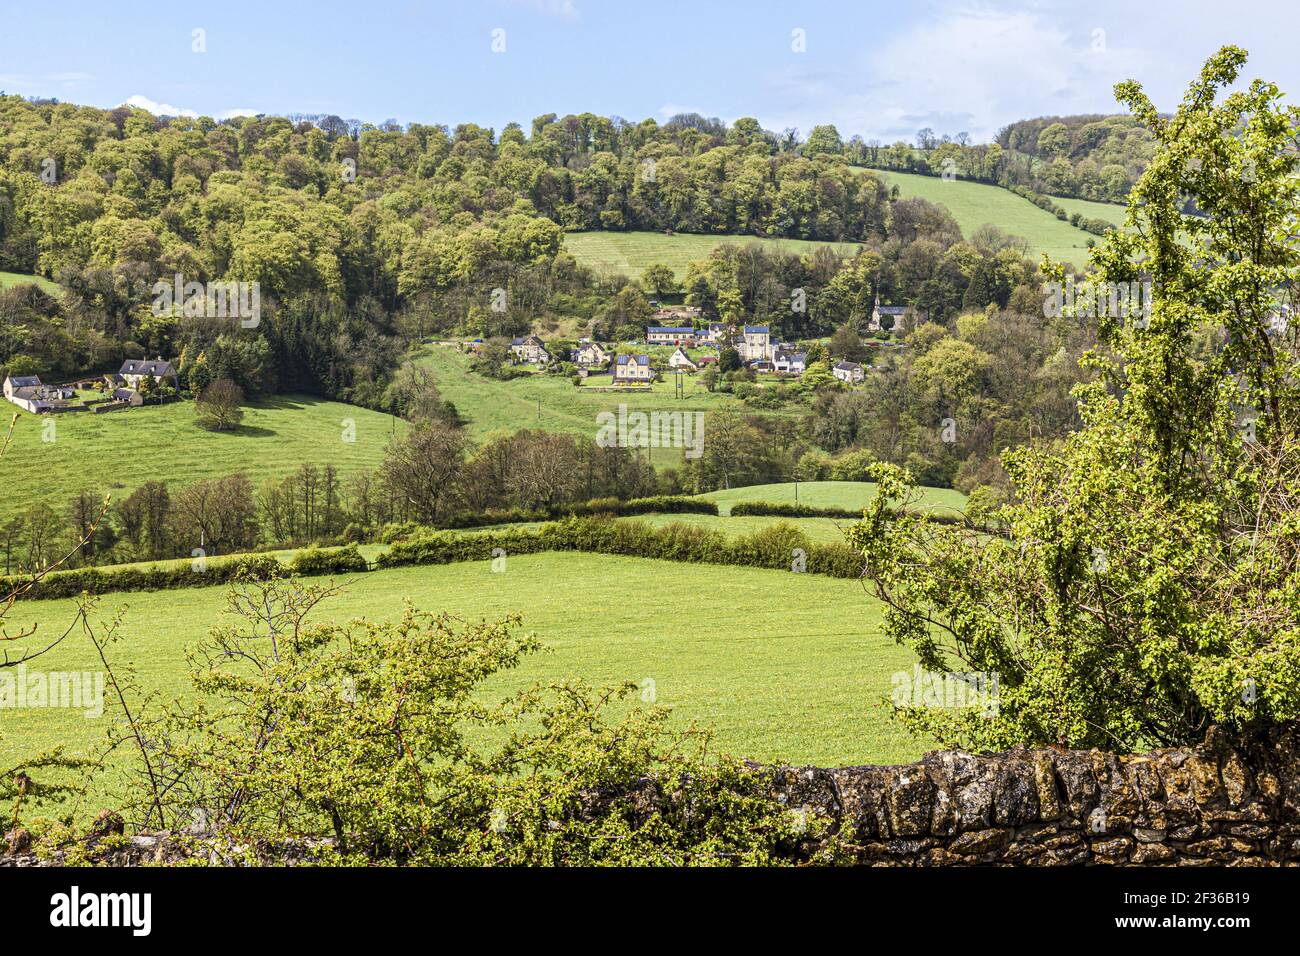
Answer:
[5,725,1298,866]
[773,725,1300,865]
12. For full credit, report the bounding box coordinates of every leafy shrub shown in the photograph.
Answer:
[290,545,369,575]
[853,49,1300,752]
[378,521,423,544]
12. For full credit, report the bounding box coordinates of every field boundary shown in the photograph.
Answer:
[4,515,871,602]
[2,494,993,601]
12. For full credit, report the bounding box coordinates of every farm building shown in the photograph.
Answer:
[611,354,654,384]
[117,358,178,387]
[93,387,144,413]
[3,374,77,413]
[3,374,42,399]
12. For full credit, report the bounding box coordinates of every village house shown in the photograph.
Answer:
[833,360,866,384]
[697,322,728,344]
[611,354,654,384]
[738,325,774,363]
[772,349,807,375]
[646,326,696,346]
[571,341,609,366]
[668,346,698,371]
[118,358,178,387]
[510,335,551,365]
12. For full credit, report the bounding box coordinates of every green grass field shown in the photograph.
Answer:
[624,512,855,544]
[870,170,1100,267]
[470,512,859,545]
[702,480,967,517]
[417,345,801,463]
[0,394,405,523]
[564,230,862,281]
[0,270,60,293]
[0,552,929,791]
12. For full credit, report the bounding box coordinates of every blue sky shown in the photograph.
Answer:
[2,0,1296,142]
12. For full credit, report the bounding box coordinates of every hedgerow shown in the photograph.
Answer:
[377,516,864,580]
[5,516,861,602]
[438,495,717,530]
[730,499,975,528]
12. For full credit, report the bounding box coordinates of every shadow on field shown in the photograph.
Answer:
[229,424,278,438]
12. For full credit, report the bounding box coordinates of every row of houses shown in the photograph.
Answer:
[506,331,868,387]
[613,348,863,385]
[612,346,715,384]
[510,336,614,368]
[506,306,892,386]
[646,297,914,349]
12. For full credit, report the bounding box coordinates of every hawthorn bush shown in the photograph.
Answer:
[852,47,1300,752]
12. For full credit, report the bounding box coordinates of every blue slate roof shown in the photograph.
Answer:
[120,359,175,377]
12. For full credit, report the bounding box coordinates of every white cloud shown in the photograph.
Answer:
[757,1,1175,143]
[122,94,198,118]
[121,95,260,120]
